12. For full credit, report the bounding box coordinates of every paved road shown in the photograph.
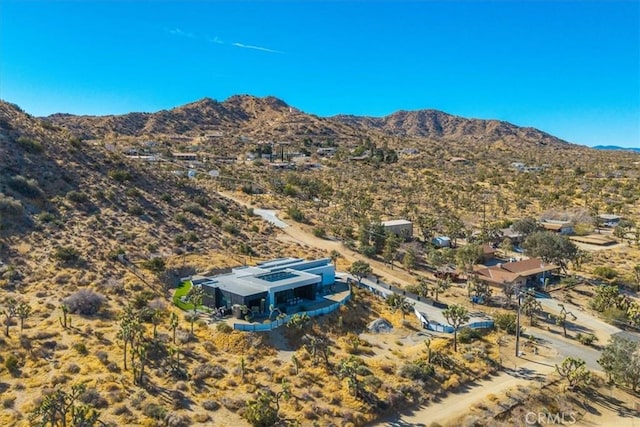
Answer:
[537,296,623,343]
[338,273,491,329]
[252,208,289,229]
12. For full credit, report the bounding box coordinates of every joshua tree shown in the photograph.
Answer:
[520,290,543,326]
[415,276,430,298]
[337,356,368,398]
[386,293,415,319]
[329,249,341,268]
[555,357,591,390]
[3,299,17,337]
[433,278,451,302]
[169,311,179,344]
[555,304,577,337]
[16,301,31,332]
[186,284,205,315]
[59,304,70,329]
[443,304,470,352]
[348,261,372,285]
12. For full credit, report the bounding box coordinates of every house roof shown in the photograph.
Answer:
[473,258,559,285]
[482,244,497,255]
[541,223,567,231]
[599,214,622,221]
[500,228,523,239]
[382,219,412,227]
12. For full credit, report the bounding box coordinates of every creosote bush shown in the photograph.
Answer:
[8,175,42,198]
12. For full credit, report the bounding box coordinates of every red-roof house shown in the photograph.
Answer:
[473,257,559,289]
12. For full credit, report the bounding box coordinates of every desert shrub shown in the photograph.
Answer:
[165,413,192,427]
[127,205,144,215]
[2,395,16,409]
[175,213,188,224]
[143,402,167,420]
[174,234,186,245]
[16,137,43,153]
[160,193,173,203]
[125,187,140,197]
[210,215,222,226]
[142,257,165,272]
[95,350,109,365]
[5,354,21,375]
[192,363,227,382]
[222,223,238,235]
[0,193,23,215]
[8,175,42,197]
[73,343,89,356]
[66,190,88,203]
[458,327,482,344]
[214,201,228,213]
[593,266,617,280]
[63,289,106,315]
[36,211,56,223]
[575,333,597,346]
[108,169,131,182]
[113,405,131,416]
[602,307,628,324]
[202,400,220,411]
[66,363,81,374]
[184,203,205,217]
[220,396,244,412]
[287,205,305,222]
[79,387,108,409]
[312,227,326,238]
[494,312,517,334]
[216,323,233,334]
[399,361,434,381]
[52,246,80,264]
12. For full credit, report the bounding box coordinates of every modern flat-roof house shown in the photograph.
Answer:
[191,258,336,315]
[473,257,560,289]
[382,219,413,240]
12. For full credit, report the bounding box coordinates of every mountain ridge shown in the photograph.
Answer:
[37,95,574,149]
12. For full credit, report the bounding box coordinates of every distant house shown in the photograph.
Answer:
[449,157,469,165]
[500,228,524,245]
[191,258,335,315]
[481,244,497,263]
[473,257,560,289]
[599,214,623,227]
[172,152,198,162]
[399,148,419,156]
[316,147,336,156]
[432,236,451,248]
[540,220,574,235]
[381,219,413,240]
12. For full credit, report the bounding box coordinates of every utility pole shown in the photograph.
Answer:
[515,292,522,357]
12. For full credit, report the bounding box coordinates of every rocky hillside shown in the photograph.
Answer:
[332,109,571,147]
[46,95,360,142]
[0,100,272,288]
[45,95,574,149]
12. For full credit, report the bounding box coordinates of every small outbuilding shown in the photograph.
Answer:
[382,219,413,241]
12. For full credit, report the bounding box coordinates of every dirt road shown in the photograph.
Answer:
[377,361,555,426]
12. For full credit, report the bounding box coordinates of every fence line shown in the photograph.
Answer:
[234,293,352,332]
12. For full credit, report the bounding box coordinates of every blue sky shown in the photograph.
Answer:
[1,1,638,148]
